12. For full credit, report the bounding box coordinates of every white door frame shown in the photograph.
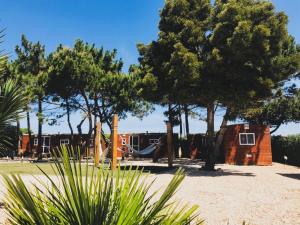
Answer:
[130,135,140,151]
[42,136,51,154]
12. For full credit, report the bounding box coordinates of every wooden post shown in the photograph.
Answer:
[94,122,101,167]
[167,121,173,167]
[111,114,118,170]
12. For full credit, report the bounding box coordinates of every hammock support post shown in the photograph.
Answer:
[111,114,118,170]
[94,122,101,167]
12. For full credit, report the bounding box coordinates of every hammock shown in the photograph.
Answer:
[126,143,157,156]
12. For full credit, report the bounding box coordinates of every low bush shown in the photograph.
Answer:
[2,146,203,225]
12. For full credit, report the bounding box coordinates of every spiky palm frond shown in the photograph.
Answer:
[0,80,26,150]
[3,146,204,225]
[0,29,25,152]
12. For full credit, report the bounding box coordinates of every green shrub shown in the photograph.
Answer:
[272,134,300,166]
[2,146,203,225]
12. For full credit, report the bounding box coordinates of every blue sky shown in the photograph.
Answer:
[0,0,299,135]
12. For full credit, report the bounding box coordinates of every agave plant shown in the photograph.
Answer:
[3,147,203,225]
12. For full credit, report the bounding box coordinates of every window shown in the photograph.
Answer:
[60,139,69,145]
[34,138,38,146]
[239,133,255,145]
[149,139,160,144]
[121,138,126,145]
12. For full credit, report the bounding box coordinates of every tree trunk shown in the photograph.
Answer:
[270,124,281,134]
[93,96,99,149]
[101,128,108,146]
[26,110,32,154]
[167,101,174,167]
[204,102,215,170]
[16,119,20,158]
[37,96,43,159]
[179,105,182,139]
[86,116,93,158]
[66,99,74,145]
[94,113,97,155]
[214,108,230,161]
[81,92,93,150]
[184,104,189,137]
[77,117,86,138]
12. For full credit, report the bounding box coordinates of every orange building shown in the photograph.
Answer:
[223,124,272,165]
[18,132,177,159]
[186,124,272,165]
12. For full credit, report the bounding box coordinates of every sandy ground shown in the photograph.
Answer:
[0,160,299,225]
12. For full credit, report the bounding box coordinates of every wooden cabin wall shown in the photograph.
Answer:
[223,124,272,165]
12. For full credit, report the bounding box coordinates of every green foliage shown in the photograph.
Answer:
[272,134,300,166]
[13,35,48,156]
[240,86,300,133]
[0,80,26,152]
[138,0,300,112]
[207,0,300,108]
[3,147,203,225]
[137,0,300,169]
[137,0,211,105]
[19,127,33,135]
[0,125,18,156]
[47,40,150,135]
[15,35,48,101]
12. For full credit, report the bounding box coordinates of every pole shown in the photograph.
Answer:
[167,121,173,167]
[111,114,118,170]
[94,122,101,167]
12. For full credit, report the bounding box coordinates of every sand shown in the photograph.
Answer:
[0,160,299,225]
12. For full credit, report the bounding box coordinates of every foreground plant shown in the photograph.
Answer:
[3,147,203,225]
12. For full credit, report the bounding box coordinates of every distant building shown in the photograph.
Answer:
[187,124,272,165]
[18,132,179,159]
[223,124,272,165]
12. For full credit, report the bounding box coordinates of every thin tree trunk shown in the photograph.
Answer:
[214,108,230,160]
[77,117,86,137]
[81,92,93,149]
[101,128,108,146]
[26,110,32,154]
[179,105,182,139]
[16,119,20,158]
[94,96,99,149]
[204,102,215,170]
[93,112,97,155]
[184,104,189,137]
[66,99,74,145]
[167,100,174,167]
[37,96,43,159]
[270,124,281,134]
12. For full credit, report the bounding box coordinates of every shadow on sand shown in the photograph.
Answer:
[119,162,255,177]
[277,173,300,181]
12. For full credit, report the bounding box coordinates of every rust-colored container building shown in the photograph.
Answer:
[223,124,272,165]
[18,132,178,159]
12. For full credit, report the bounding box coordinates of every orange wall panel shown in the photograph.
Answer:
[223,124,272,165]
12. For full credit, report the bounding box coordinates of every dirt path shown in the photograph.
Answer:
[0,161,299,225]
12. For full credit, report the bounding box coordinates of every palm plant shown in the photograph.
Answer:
[0,80,26,152]
[0,29,26,152]
[3,147,203,225]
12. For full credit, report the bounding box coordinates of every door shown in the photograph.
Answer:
[130,135,139,151]
[42,136,51,154]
